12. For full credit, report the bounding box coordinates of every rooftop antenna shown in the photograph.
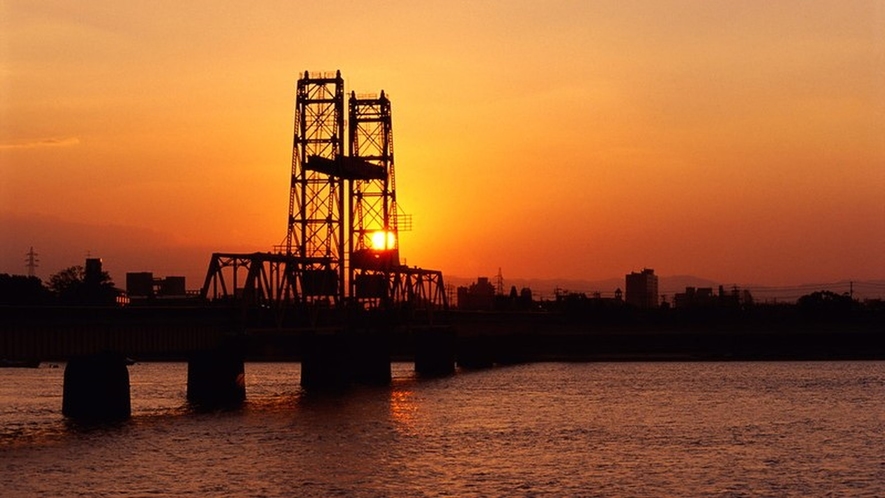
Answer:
[25,246,39,277]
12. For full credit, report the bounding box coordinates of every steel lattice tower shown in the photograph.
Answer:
[348,90,399,301]
[25,246,39,278]
[287,70,345,302]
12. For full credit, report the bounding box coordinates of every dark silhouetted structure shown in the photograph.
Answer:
[84,258,103,286]
[626,268,659,308]
[201,71,447,316]
[457,277,496,310]
[674,286,716,308]
[49,258,120,306]
[674,285,753,308]
[199,70,453,388]
[126,272,187,301]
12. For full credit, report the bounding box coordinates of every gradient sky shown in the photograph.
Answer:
[2,1,884,289]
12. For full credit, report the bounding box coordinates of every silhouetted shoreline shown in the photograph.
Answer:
[446,307,885,363]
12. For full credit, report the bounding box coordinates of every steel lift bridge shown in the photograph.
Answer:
[200,71,447,325]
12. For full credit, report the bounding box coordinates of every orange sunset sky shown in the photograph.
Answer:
[1,1,884,290]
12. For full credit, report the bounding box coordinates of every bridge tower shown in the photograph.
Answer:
[287,70,346,303]
[349,90,398,305]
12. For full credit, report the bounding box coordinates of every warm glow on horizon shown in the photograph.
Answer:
[1,1,883,290]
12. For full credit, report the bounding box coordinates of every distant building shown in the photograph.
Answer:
[674,287,715,308]
[126,272,187,300]
[126,272,155,297]
[497,285,535,311]
[70,257,124,306]
[625,268,659,308]
[457,277,496,310]
[674,285,753,308]
[84,258,104,286]
[159,276,186,296]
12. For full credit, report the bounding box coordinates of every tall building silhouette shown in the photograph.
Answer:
[625,268,658,308]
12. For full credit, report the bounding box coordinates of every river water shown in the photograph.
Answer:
[1,361,883,497]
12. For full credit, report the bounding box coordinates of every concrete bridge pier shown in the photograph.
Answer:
[300,330,350,389]
[348,329,392,385]
[414,326,455,377]
[456,335,495,369]
[300,327,392,389]
[187,341,246,409]
[62,353,131,422]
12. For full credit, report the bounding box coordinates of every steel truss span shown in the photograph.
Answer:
[200,253,337,321]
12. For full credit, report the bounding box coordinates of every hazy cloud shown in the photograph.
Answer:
[0,137,81,149]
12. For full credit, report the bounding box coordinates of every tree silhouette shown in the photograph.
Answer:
[0,274,52,305]
[797,290,856,320]
[48,265,118,305]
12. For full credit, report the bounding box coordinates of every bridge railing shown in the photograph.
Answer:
[0,306,233,361]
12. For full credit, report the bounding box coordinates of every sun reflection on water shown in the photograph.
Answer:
[389,386,418,435]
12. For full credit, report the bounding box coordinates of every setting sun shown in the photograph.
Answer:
[370,231,397,251]
[372,230,396,250]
